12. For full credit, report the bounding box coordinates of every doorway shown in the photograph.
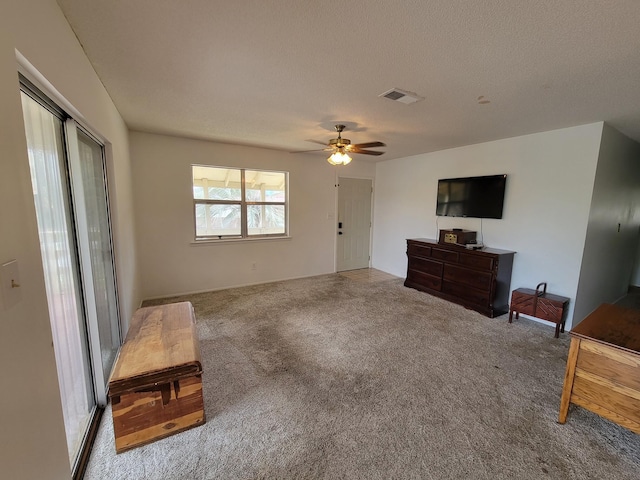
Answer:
[337,177,373,271]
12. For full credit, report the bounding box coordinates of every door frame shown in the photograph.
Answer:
[334,173,375,272]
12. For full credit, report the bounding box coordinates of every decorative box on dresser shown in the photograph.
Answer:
[404,238,515,318]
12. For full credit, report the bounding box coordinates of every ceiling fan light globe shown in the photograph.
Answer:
[328,151,352,165]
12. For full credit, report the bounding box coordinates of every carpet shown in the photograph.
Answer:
[84,274,640,479]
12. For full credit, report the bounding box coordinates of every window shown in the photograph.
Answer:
[192,165,288,240]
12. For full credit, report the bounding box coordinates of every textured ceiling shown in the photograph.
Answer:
[56,0,640,162]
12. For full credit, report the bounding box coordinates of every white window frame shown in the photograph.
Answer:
[192,165,288,241]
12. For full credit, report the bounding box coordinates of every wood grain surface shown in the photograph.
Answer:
[558,303,640,434]
[109,302,202,394]
[112,375,205,453]
[108,301,206,452]
[571,303,640,353]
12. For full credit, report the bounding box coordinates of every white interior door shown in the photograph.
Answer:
[337,177,373,271]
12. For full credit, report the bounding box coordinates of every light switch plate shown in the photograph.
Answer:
[1,260,22,309]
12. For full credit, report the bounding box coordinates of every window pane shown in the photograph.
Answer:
[245,170,285,202]
[192,166,241,200]
[245,187,262,202]
[195,204,207,232]
[208,185,241,200]
[247,204,285,235]
[75,129,120,387]
[196,203,241,237]
[265,188,285,202]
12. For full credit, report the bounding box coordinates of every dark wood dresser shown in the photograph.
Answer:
[404,238,515,317]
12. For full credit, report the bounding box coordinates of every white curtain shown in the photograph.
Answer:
[21,93,94,467]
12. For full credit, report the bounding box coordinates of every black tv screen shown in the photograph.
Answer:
[436,174,507,219]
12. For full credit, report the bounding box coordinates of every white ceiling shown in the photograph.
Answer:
[56,0,640,162]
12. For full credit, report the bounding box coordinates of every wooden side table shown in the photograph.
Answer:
[558,303,640,433]
[509,282,569,338]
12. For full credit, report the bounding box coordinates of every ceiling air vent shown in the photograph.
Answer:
[379,88,424,105]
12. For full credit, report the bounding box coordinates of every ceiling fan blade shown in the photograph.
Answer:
[305,139,330,146]
[352,141,386,149]
[289,147,332,154]
[350,148,385,156]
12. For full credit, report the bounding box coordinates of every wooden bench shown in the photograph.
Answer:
[108,302,205,453]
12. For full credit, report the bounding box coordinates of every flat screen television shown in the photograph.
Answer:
[436,174,507,219]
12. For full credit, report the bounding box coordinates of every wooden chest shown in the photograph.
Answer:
[109,302,205,453]
[509,283,569,337]
[559,303,640,434]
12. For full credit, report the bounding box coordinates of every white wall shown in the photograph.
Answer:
[131,131,375,299]
[573,124,640,322]
[0,1,139,478]
[372,123,604,329]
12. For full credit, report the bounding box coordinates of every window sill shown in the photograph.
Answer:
[190,236,292,246]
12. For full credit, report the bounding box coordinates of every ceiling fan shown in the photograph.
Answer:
[291,124,386,165]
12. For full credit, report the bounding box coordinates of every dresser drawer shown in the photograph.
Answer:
[407,242,432,259]
[408,256,443,277]
[431,247,459,263]
[458,252,494,271]
[535,300,566,323]
[443,264,493,291]
[442,281,490,306]
[407,270,442,291]
[510,289,537,315]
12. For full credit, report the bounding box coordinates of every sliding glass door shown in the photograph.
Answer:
[66,122,121,398]
[21,84,120,473]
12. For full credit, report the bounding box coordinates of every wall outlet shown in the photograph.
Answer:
[251,262,257,270]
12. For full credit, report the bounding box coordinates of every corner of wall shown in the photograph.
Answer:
[573,123,640,323]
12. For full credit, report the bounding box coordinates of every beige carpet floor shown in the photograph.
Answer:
[84,274,640,479]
